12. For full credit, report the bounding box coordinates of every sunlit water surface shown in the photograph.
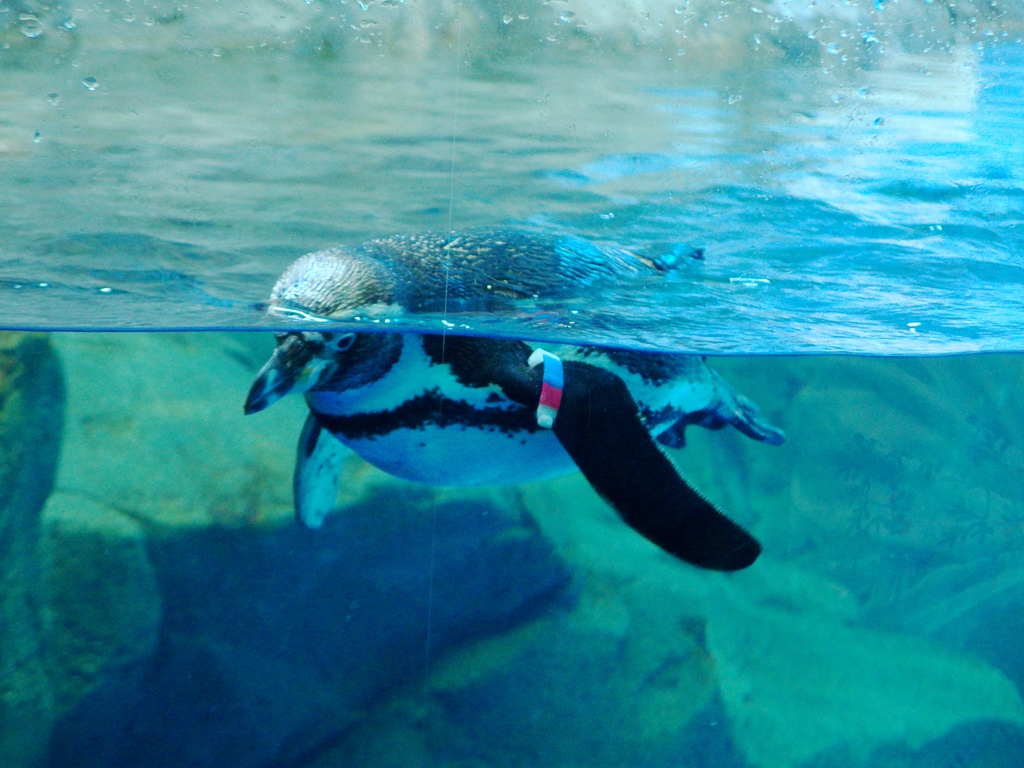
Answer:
[2,24,1023,353]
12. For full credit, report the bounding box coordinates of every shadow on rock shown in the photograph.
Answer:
[50,488,572,768]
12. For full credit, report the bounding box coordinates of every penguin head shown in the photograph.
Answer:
[244,247,403,414]
[244,329,402,414]
[268,247,398,317]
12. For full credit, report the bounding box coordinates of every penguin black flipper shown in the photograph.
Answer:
[294,412,348,528]
[552,360,762,571]
[431,335,761,571]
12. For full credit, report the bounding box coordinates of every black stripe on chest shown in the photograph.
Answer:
[315,388,541,441]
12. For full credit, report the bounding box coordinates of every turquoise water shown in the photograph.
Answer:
[3,1,1024,767]
[2,5,1024,352]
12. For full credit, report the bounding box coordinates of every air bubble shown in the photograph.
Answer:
[33,131,41,143]
[82,76,99,91]
[729,277,770,287]
[826,43,841,55]
[502,14,513,24]
[559,11,575,23]
[47,92,60,105]
[19,15,44,38]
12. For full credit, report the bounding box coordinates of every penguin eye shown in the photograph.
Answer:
[334,333,356,352]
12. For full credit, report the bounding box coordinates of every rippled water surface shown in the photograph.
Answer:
[2,4,1023,352]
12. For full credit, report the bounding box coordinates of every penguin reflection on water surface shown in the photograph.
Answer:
[245,229,784,572]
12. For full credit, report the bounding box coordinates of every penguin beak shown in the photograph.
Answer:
[244,335,316,415]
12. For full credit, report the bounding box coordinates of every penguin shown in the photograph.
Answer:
[245,228,784,571]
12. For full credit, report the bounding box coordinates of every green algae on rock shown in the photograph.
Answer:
[42,493,162,720]
[0,333,65,768]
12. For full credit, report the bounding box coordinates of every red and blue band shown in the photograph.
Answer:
[527,348,563,429]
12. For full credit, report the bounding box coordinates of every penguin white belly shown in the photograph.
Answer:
[304,335,577,486]
[337,426,575,486]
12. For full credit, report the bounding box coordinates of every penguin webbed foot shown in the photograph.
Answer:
[659,368,785,450]
[729,389,786,445]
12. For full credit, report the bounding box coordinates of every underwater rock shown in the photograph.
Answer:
[49,488,570,768]
[53,333,299,528]
[870,560,1024,705]
[42,493,161,719]
[491,468,1024,768]
[305,495,769,768]
[0,333,65,768]
[319,568,741,768]
[800,719,1024,768]
[672,355,1024,606]
[580,355,1024,768]
[706,569,1024,768]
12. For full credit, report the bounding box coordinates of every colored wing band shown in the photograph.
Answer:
[527,348,564,429]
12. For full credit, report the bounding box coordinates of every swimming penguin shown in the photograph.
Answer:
[245,229,784,571]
